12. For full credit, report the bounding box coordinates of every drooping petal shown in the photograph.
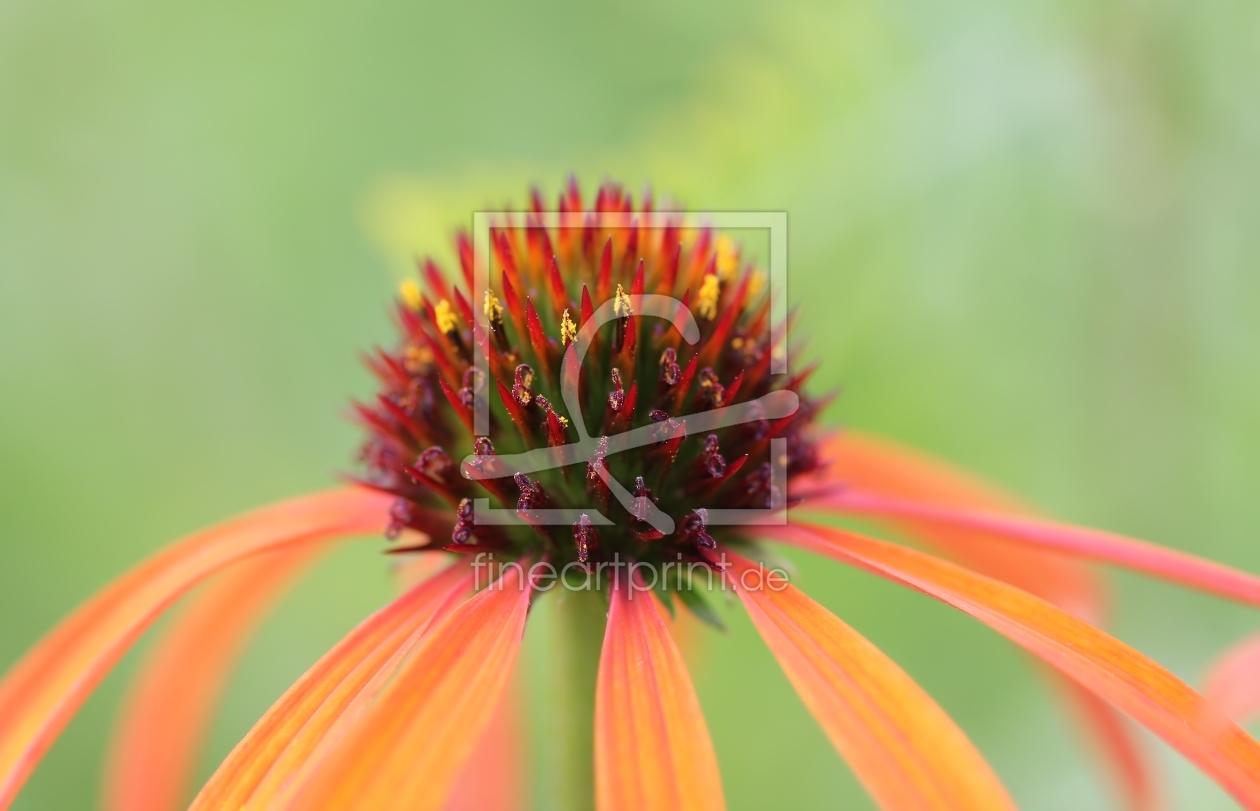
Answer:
[717,548,1014,811]
[284,560,535,811]
[0,487,392,810]
[818,491,1260,608]
[818,431,1105,620]
[595,577,724,811]
[190,559,471,810]
[105,543,323,811]
[765,522,1260,808]
[1204,633,1260,727]
[818,431,1157,808]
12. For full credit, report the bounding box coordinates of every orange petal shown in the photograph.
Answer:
[1204,633,1260,727]
[766,522,1260,808]
[0,486,392,811]
[718,548,1014,810]
[818,491,1260,608]
[190,559,471,810]
[284,560,535,811]
[820,431,1157,809]
[595,577,724,811]
[105,543,323,811]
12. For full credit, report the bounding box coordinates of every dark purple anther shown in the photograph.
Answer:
[745,462,783,509]
[608,368,625,412]
[649,410,684,446]
[515,472,543,513]
[418,446,453,481]
[573,513,596,564]
[386,498,415,540]
[586,436,610,484]
[659,347,680,387]
[632,475,653,522]
[697,368,725,409]
[685,508,717,549]
[701,434,727,478]
[451,497,474,544]
[512,364,534,406]
[459,368,483,410]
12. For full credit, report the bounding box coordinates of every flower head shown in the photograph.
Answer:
[357,179,820,591]
[4,180,1260,811]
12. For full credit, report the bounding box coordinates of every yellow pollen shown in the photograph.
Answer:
[402,344,434,373]
[483,289,503,323]
[434,299,457,334]
[613,284,633,318]
[560,309,577,345]
[695,273,720,320]
[715,235,739,281]
[747,270,767,301]
[399,279,423,311]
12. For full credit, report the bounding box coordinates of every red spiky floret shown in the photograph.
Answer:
[356,179,823,567]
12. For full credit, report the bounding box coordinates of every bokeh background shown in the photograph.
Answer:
[3,0,1260,808]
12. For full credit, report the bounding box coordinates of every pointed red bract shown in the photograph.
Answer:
[597,238,612,302]
[662,243,681,294]
[525,298,551,380]
[500,270,526,340]
[630,258,645,298]
[438,375,473,435]
[548,255,571,320]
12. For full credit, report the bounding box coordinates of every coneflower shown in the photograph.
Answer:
[4,180,1260,810]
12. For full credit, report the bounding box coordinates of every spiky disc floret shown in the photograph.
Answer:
[356,180,823,571]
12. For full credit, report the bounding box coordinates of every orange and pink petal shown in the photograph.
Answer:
[0,487,392,810]
[282,560,534,811]
[767,522,1260,808]
[816,431,1159,808]
[817,431,1106,619]
[190,559,471,809]
[719,548,1015,811]
[595,577,725,811]
[105,543,323,811]
[817,491,1260,608]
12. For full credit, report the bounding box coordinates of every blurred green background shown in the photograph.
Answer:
[3,0,1259,808]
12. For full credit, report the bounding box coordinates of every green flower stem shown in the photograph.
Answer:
[545,586,606,811]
